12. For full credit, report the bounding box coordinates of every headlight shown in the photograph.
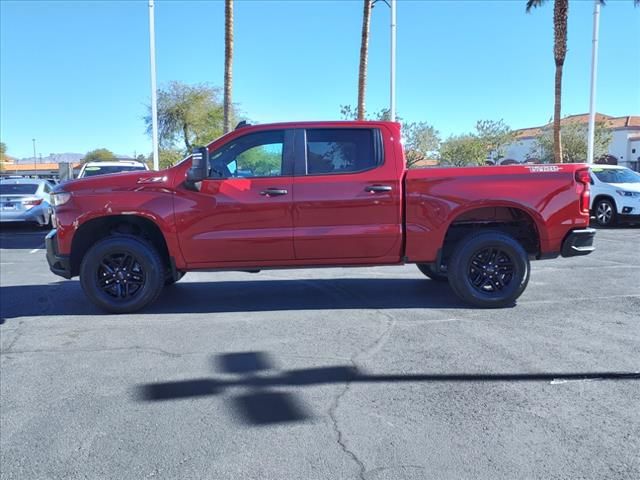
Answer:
[615,190,640,198]
[51,191,71,206]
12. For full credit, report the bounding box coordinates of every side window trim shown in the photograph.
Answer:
[300,127,384,177]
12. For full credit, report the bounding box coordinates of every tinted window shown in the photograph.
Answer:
[209,130,285,178]
[306,129,378,175]
[82,165,147,177]
[0,184,38,195]
[592,168,640,184]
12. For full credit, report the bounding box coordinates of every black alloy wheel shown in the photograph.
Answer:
[447,230,530,308]
[97,252,146,299]
[80,235,164,313]
[467,247,514,294]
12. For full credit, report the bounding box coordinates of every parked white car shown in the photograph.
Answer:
[589,165,640,226]
[78,160,149,179]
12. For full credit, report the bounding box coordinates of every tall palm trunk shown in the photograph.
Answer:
[223,0,234,134]
[552,0,568,163]
[357,0,373,121]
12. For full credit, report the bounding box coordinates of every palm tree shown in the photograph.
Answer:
[526,0,569,163]
[527,0,638,163]
[223,0,234,134]
[357,0,373,120]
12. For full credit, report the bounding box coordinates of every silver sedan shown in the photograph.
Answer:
[0,178,54,227]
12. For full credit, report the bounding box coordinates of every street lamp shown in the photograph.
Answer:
[32,138,37,177]
[148,0,159,170]
[587,0,601,164]
[373,0,397,122]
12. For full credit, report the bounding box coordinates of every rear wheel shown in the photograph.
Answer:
[80,236,164,313]
[594,198,616,227]
[416,263,448,282]
[447,230,530,308]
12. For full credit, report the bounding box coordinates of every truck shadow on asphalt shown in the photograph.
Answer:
[0,225,48,249]
[135,351,640,426]
[0,278,472,323]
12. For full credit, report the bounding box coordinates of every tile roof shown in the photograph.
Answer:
[514,114,640,139]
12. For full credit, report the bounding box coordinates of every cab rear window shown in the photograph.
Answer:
[305,129,381,175]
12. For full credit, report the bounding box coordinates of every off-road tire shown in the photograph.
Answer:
[80,235,164,313]
[447,230,530,308]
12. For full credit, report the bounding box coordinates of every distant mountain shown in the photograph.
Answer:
[15,153,133,164]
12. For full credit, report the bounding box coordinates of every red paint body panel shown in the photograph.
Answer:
[173,176,294,266]
[404,164,590,262]
[51,121,590,274]
[292,124,403,263]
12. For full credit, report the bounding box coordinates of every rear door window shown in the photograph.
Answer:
[305,129,381,175]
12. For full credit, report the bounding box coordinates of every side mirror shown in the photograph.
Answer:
[186,146,209,189]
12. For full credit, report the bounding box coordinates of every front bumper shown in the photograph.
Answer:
[46,229,72,278]
[561,228,596,257]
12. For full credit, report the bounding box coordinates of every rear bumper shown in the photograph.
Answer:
[46,229,72,278]
[561,228,596,257]
[0,205,50,224]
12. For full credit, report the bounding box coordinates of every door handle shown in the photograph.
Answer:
[260,188,288,196]
[365,185,392,193]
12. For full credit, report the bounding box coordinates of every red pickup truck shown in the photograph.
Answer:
[46,121,595,313]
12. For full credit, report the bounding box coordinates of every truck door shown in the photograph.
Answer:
[292,127,403,262]
[175,129,295,266]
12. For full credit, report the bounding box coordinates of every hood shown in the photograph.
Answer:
[58,169,172,193]
[608,183,640,193]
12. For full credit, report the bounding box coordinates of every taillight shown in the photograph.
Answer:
[575,168,590,214]
[22,198,43,207]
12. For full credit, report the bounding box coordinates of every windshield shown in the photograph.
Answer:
[81,165,147,177]
[592,168,640,184]
[0,184,39,195]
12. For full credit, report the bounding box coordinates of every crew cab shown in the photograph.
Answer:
[46,121,595,313]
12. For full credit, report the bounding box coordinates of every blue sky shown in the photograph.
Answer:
[1,0,639,159]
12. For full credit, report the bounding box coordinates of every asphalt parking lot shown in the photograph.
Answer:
[1,224,639,480]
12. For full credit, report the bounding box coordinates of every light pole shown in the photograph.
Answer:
[373,0,397,121]
[148,0,160,170]
[32,138,37,177]
[390,0,396,122]
[587,0,601,165]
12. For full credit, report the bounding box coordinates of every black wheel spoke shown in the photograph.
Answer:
[97,251,146,300]
[468,246,515,295]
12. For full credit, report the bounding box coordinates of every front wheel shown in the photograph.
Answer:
[593,199,616,227]
[447,230,530,308]
[80,236,165,313]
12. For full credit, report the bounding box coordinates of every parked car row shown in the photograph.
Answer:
[1,160,148,227]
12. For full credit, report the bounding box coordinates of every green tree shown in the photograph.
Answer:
[531,118,612,163]
[0,142,6,172]
[158,149,184,169]
[439,135,487,167]
[404,122,440,168]
[145,81,232,154]
[83,148,116,163]
[357,0,373,120]
[475,119,515,163]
